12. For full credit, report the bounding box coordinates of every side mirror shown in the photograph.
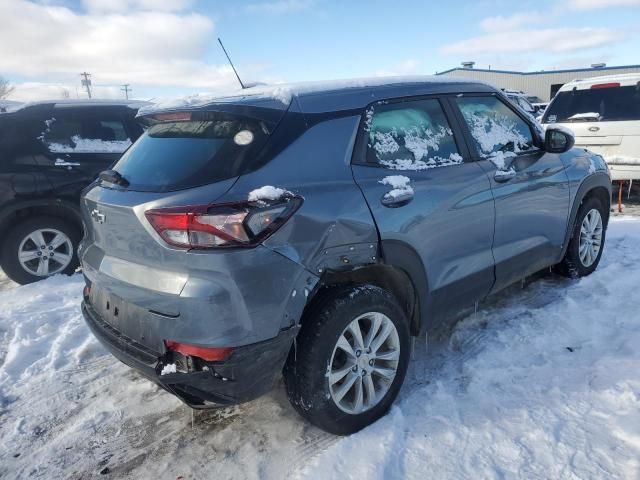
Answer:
[545,126,575,153]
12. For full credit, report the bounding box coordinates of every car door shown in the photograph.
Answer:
[36,107,134,199]
[450,94,570,293]
[351,96,496,326]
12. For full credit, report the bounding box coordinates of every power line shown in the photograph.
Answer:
[121,84,131,99]
[80,72,92,99]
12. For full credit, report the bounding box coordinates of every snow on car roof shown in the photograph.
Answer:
[139,75,493,116]
[560,73,640,91]
[3,98,150,113]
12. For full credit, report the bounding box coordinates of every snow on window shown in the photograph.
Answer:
[567,112,601,121]
[367,100,462,171]
[379,175,413,199]
[47,135,132,154]
[457,97,537,168]
[248,185,293,203]
[372,131,400,156]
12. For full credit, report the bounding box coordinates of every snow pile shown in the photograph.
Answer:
[379,175,413,199]
[2,219,640,478]
[248,185,292,202]
[47,136,132,154]
[160,364,177,376]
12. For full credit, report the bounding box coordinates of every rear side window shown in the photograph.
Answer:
[112,111,272,192]
[543,85,640,123]
[42,112,132,153]
[455,96,535,157]
[365,98,462,170]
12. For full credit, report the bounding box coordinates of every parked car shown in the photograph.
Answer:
[79,78,611,435]
[0,99,146,284]
[502,89,543,115]
[542,73,640,180]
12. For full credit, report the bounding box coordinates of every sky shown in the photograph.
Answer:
[1,0,639,101]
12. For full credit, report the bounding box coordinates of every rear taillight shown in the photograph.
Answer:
[145,196,302,249]
[165,340,233,361]
[591,82,620,89]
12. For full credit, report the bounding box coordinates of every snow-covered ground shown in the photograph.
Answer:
[1,218,640,479]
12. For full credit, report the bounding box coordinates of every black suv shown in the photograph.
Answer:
[0,100,145,284]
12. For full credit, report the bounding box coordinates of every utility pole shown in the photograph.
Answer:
[80,72,92,98]
[121,84,131,99]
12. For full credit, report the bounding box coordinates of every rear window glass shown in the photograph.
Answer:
[544,85,640,123]
[111,111,272,192]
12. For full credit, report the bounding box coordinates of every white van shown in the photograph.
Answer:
[541,73,640,180]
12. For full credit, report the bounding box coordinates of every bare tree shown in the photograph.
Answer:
[0,76,14,99]
[60,87,70,99]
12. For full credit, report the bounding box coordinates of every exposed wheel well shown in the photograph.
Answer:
[582,186,611,224]
[0,203,82,244]
[305,264,420,336]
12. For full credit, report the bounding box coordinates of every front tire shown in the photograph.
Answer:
[284,284,411,435]
[556,196,607,278]
[0,216,80,285]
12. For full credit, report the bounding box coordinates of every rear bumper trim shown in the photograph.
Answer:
[82,300,296,407]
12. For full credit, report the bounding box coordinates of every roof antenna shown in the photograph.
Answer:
[218,37,246,89]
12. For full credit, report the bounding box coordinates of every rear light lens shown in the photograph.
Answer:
[591,82,620,89]
[165,340,233,361]
[145,196,302,249]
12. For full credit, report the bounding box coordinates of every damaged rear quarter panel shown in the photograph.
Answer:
[228,114,380,280]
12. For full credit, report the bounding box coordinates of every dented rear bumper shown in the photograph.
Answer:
[82,300,297,407]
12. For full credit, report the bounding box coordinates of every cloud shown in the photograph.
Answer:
[479,12,549,31]
[0,0,250,95]
[245,0,315,14]
[441,27,623,55]
[81,0,195,13]
[566,0,640,9]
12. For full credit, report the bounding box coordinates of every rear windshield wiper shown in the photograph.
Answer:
[99,169,130,187]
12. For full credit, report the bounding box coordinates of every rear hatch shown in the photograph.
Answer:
[81,104,286,328]
[542,81,640,163]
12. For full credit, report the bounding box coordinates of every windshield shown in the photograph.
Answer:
[111,111,273,192]
[543,85,640,123]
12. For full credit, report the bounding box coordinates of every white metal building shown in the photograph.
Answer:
[437,63,640,101]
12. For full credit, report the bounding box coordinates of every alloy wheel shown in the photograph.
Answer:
[18,228,74,277]
[579,208,603,267]
[328,311,400,415]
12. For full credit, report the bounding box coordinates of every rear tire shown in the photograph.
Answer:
[0,216,81,285]
[284,284,411,435]
[556,196,607,278]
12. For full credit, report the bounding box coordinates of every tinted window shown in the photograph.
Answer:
[42,112,131,153]
[365,99,462,170]
[112,111,272,192]
[543,85,640,123]
[456,96,535,156]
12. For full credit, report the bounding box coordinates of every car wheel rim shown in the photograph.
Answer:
[18,228,73,277]
[578,208,603,268]
[328,311,400,415]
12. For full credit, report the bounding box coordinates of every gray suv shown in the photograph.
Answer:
[80,78,611,435]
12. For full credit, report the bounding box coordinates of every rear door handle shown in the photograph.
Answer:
[494,168,516,183]
[381,192,414,207]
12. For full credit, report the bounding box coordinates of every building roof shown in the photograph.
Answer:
[437,64,640,76]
